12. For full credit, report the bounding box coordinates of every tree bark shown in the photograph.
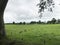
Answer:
[0,0,8,38]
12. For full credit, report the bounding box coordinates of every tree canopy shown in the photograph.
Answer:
[37,0,55,18]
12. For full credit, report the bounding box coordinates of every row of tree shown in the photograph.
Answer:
[47,18,60,24]
[11,18,60,25]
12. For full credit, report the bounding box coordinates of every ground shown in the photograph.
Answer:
[5,24,60,45]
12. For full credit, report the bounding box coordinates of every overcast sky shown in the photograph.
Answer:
[4,0,60,23]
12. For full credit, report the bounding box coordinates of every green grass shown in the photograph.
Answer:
[5,24,60,45]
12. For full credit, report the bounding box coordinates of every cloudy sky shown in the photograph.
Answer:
[4,0,60,23]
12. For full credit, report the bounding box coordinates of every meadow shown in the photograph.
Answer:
[5,24,60,45]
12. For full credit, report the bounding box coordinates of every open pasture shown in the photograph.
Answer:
[5,24,60,45]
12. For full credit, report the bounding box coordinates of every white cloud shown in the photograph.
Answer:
[4,0,60,23]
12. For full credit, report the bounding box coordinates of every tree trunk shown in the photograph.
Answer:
[0,13,5,38]
[0,0,8,39]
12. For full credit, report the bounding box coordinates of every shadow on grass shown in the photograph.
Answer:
[1,33,60,45]
[0,37,24,45]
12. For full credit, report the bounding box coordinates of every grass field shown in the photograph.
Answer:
[5,24,60,45]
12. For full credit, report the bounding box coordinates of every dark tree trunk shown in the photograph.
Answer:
[0,0,8,38]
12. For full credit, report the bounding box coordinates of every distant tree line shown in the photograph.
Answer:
[47,18,60,24]
[5,18,60,25]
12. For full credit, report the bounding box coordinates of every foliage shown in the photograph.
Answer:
[13,22,15,24]
[37,0,55,18]
[47,18,56,24]
[6,18,60,25]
